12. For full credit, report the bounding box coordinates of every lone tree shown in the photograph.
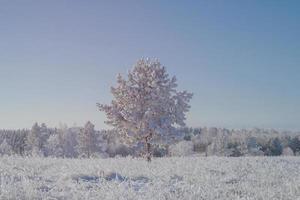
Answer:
[97,58,192,161]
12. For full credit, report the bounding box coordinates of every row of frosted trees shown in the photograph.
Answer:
[1,123,300,158]
[176,127,300,157]
[0,122,108,158]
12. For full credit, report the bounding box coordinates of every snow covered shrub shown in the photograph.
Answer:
[205,128,233,156]
[259,138,283,156]
[192,128,201,135]
[282,147,294,156]
[169,141,193,157]
[0,130,27,156]
[191,128,213,155]
[269,138,283,156]
[208,127,218,137]
[152,144,168,157]
[288,137,300,154]
[193,142,207,153]
[192,135,209,154]
[246,137,264,156]
[226,142,243,157]
[0,139,13,155]
[246,137,259,150]
[45,134,64,157]
[183,133,192,141]
[107,143,132,157]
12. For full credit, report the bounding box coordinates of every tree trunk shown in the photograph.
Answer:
[145,135,152,162]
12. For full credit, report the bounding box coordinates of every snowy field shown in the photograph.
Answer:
[0,156,300,200]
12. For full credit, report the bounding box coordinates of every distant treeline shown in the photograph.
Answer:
[0,123,300,158]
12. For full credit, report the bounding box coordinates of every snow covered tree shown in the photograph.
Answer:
[62,126,78,158]
[26,122,42,156]
[77,121,98,158]
[25,122,50,156]
[46,133,64,157]
[98,58,193,161]
[9,130,27,155]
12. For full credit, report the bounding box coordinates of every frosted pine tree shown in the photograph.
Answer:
[26,122,43,156]
[98,58,193,161]
[77,121,97,158]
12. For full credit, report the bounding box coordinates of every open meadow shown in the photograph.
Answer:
[0,156,299,200]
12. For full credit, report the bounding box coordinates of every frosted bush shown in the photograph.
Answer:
[169,141,194,157]
[282,147,294,156]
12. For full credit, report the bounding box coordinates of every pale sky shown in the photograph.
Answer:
[0,1,300,130]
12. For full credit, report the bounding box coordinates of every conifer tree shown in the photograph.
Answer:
[98,58,193,161]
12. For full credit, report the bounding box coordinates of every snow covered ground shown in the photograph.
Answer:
[0,156,299,200]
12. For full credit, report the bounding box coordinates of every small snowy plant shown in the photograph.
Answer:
[169,141,194,157]
[98,58,193,161]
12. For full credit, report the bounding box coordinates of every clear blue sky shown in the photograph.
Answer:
[1,1,299,130]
